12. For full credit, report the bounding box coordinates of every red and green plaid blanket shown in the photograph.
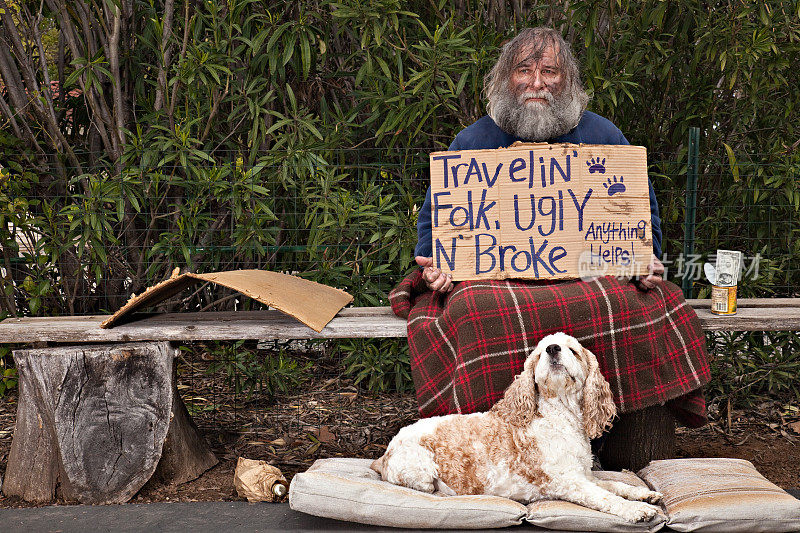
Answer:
[390,271,710,427]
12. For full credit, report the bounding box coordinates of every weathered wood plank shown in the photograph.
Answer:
[4,343,173,503]
[145,363,218,487]
[0,309,407,343]
[694,307,800,331]
[2,365,62,501]
[1,300,800,344]
[2,342,217,504]
[686,298,800,309]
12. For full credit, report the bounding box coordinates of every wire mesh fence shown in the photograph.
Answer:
[662,150,799,299]
[2,147,798,320]
[3,147,429,316]
[2,146,799,478]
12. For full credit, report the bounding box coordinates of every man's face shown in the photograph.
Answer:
[509,45,564,107]
[489,39,585,141]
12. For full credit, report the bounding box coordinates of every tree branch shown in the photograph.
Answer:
[0,91,22,138]
[154,0,175,111]
[105,0,125,160]
[46,0,117,162]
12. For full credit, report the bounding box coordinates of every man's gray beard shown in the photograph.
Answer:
[490,87,584,141]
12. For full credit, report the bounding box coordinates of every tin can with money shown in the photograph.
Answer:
[711,284,737,315]
[709,250,742,316]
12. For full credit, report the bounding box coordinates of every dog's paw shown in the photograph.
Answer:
[410,479,436,493]
[642,490,663,504]
[617,501,659,523]
[626,486,663,504]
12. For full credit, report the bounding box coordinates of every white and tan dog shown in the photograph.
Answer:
[371,332,662,522]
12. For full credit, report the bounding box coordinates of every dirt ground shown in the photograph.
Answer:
[1,348,798,508]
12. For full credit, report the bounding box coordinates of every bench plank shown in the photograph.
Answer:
[0,309,403,342]
[1,300,799,343]
[686,298,800,308]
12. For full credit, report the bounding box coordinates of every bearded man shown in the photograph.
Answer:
[415,26,663,291]
[389,27,711,470]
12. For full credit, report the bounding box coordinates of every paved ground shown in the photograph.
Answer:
[0,501,523,532]
[2,492,799,532]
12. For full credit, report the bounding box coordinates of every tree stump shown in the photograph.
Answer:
[2,342,217,504]
[596,404,676,472]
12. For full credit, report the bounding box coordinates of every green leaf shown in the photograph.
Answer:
[64,68,84,88]
[300,35,311,79]
[723,143,740,182]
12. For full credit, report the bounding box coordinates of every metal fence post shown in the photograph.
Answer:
[682,127,700,298]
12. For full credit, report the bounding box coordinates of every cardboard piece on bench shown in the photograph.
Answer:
[100,269,353,332]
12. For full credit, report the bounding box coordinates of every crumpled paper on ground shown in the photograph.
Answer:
[234,457,289,502]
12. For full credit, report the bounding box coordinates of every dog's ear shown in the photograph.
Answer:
[580,346,617,439]
[491,348,539,426]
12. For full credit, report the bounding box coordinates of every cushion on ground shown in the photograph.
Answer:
[638,457,800,532]
[288,458,528,529]
[526,470,666,532]
[289,458,668,531]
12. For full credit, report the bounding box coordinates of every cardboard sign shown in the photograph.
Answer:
[430,143,653,281]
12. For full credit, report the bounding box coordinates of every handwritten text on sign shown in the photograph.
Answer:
[430,143,653,280]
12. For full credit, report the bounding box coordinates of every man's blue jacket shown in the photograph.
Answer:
[415,112,663,259]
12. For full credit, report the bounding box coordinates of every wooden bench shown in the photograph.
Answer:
[2,298,799,504]
[2,299,800,343]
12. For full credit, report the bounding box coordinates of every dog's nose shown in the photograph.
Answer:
[546,344,561,356]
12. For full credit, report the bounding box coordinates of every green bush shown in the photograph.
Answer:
[2,0,797,317]
[199,341,311,399]
[706,331,800,411]
[0,345,16,398]
[0,1,798,402]
[339,338,414,393]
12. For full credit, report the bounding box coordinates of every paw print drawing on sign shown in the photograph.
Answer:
[603,176,626,196]
[586,157,606,174]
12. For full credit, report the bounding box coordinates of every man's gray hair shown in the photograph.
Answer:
[485,27,588,119]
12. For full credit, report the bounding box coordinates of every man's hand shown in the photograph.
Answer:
[416,256,454,294]
[636,255,665,291]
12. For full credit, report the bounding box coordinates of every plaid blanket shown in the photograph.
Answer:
[390,271,710,428]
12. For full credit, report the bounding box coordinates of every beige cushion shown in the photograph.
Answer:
[288,458,528,529]
[526,470,666,532]
[638,457,800,532]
